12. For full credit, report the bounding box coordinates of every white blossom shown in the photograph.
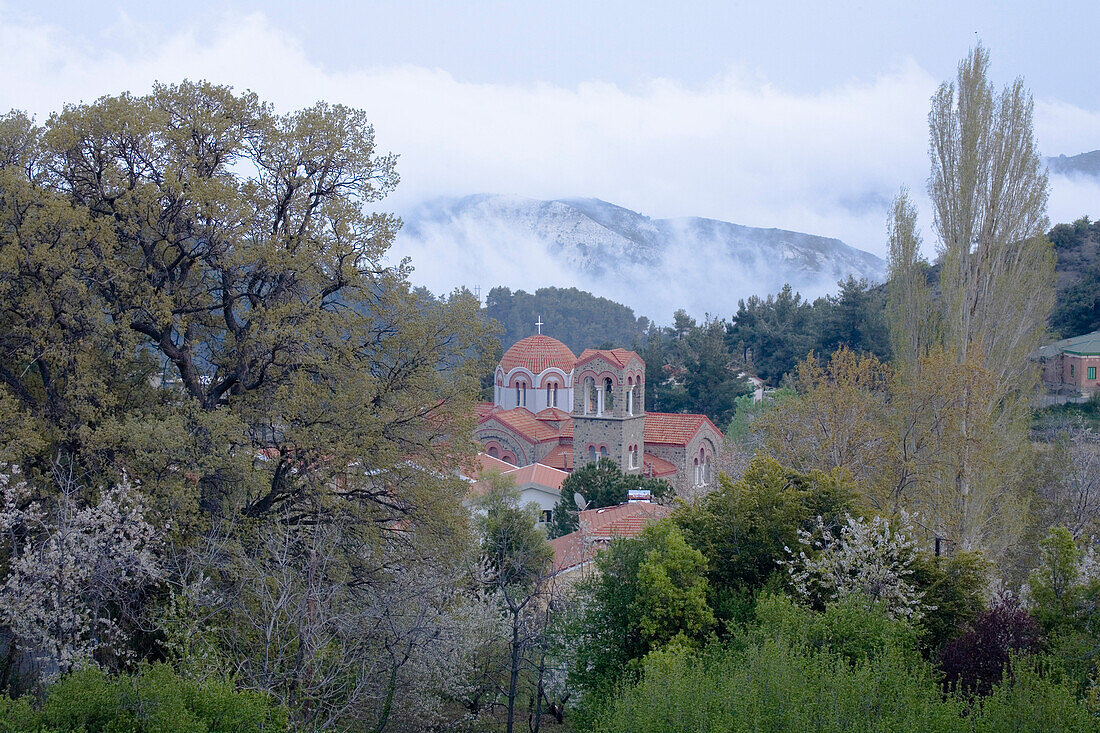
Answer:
[781,512,928,620]
[0,465,163,681]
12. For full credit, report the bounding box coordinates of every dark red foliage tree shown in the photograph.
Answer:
[936,600,1043,696]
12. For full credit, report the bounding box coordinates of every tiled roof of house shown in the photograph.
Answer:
[643,412,723,445]
[1038,330,1100,358]
[504,462,568,491]
[467,452,567,498]
[481,408,563,443]
[584,501,673,538]
[549,532,586,572]
[538,444,574,471]
[475,402,497,420]
[474,452,516,476]
[1060,331,1100,356]
[550,500,673,571]
[576,348,641,370]
[642,452,678,477]
[500,335,576,374]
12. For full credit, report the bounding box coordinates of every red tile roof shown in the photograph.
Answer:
[583,501,673,538]
[538,444,574,471]
[475,402,497,420]
[504,462,568,491]
[550,532,586,572]
[576,348,641,370]
[481,408,564,443]
[500,335,576,374]
[643,412,723,445]
[535,407,571,422]
[550,500,673,572]
[475,452,516,476]
[642,452,678,478]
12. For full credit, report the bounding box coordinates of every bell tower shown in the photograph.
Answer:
[571,349,646,474]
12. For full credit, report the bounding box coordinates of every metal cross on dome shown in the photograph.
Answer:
[535,316,543,335]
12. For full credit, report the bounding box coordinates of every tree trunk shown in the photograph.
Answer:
[506,606,522,733]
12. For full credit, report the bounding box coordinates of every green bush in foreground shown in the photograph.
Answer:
[575,595,1095,733]
[0,664,287,733]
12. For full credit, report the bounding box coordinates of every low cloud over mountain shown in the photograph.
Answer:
[392,195,886,322]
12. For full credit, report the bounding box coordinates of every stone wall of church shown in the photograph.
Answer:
[472,425,532,466]
[572,413,645,474]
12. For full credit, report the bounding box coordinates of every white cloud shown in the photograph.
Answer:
[1,8,1097,309]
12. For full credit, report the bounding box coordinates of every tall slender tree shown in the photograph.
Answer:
[928,45,1055,389]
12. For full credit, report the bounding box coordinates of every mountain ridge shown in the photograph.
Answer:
[394,194,886,320]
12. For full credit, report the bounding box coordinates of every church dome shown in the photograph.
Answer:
[499,335,576,375]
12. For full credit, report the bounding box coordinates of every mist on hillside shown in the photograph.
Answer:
[390,195,886,323]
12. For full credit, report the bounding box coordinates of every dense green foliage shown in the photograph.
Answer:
[566,522,716,694]
[726,277,890,385]
[1049,217,1100,338]
[485,286,649,354]
[547,458,673,538]
[574,595,1096,733]
[0,665,287,733]
[673,456,859,623]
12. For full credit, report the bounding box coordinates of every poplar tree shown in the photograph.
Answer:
[927,45,1055,387]
[884,46,1054,554]
[885,189,934,376]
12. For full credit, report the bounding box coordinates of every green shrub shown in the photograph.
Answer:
[0,665,287,733]
[575,597,1096,733]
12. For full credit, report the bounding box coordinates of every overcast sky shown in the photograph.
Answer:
[2,1,1098,263]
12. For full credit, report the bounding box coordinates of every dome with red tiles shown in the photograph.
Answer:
[499,335,576,375]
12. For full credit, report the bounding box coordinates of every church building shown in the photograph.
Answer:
[474,329,724,489]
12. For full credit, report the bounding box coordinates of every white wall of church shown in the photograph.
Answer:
[495,367,574,413]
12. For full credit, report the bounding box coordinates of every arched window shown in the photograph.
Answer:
[627,378,634,415]
[603,377,614,413]
[585,377,597,414]
[521,382,527,407]
[546,383,552,408]
[599,445,608,458]
[515,385,520,406]
[588,445,597,462]
[553,383,559,407]
[704,455,712,485]
[627,444,636,469]
[488,446,499,458]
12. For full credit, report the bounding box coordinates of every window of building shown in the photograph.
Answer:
[553,384,559,407]
[604,377,614,412]
[599,446,608,458]
[588,445,596,462]
[1071,364,1076,378]
[488,446,499,458]
[540,509,552,523]
[1089,366,1097,381]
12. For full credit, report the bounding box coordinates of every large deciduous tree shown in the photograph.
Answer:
[0,83,493,530]
[0,84,494,718]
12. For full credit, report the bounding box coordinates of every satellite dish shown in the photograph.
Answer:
[573,492,588,511]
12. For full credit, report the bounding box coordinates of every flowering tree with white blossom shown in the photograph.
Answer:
[0,463,163,682]
[782,513,927,620]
